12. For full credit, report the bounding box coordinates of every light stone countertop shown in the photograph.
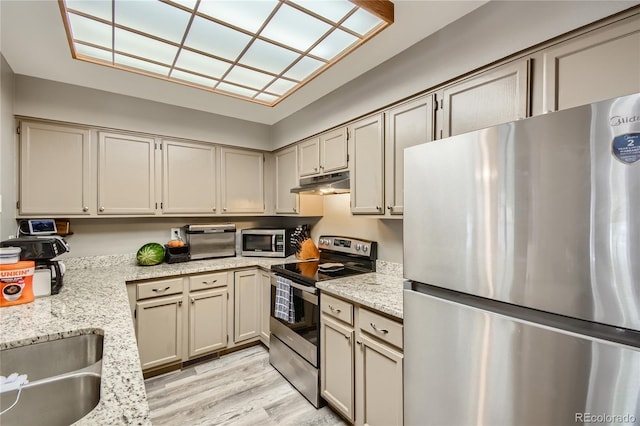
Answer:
[0,254,403,424]
[0,254,295,425]
[316,271,405,320]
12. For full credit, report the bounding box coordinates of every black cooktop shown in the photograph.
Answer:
[272,235,377,286]
[271,260,373,286]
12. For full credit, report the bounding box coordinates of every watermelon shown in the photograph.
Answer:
[136,243,165,266]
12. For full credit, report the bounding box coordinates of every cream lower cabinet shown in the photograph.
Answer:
[233,269,261,343]
[349,114,385,215]
[320,293,403,426]
[132,272,229,372]
[135,277,185,371]
[321,314,356,422]
[18,121,93,216]
[356,309,404,426]
[187,272,228,357]
[259,270,272,346]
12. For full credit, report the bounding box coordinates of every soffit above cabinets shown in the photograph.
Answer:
[58,0,393,107]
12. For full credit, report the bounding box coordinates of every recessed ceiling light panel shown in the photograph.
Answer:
[59,0,394,106]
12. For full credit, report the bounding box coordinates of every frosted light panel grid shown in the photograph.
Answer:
[59,0,393,106]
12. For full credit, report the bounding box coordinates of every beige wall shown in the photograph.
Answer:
[56,216,319,259]
[0,54,16,240]
[310,195,403,264]
[14,76,271,151]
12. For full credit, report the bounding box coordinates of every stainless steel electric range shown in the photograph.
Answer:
[269,236,377,408]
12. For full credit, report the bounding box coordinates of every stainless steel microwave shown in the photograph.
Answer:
[241,228,295,258]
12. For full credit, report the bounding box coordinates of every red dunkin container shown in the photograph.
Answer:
[0,260,35,307]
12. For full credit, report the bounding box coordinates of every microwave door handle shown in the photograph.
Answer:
[272,234,277,252]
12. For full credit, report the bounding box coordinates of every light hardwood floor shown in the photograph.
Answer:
[145,344,346,425]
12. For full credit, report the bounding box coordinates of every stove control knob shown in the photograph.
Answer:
[355,244,362,251]
[321,239,327,245]
[363,245,369,253]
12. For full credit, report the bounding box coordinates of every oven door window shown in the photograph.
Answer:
[243,234,272,252]
[271,285,319,346]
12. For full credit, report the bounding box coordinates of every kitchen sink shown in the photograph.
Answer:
[0,333,103,425]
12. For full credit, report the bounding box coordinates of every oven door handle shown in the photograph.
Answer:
[272,275,318,295]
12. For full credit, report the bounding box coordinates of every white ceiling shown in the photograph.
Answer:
[0,0,487,125]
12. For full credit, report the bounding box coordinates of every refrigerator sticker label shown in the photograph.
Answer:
[612,133,640,164]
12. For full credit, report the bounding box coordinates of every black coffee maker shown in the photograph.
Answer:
[0,236,69,294]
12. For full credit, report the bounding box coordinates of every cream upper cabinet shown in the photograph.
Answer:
[233,269,261,343]
[320,127,348,173]
[162,140,216,214]
[350,114,384,215]
[98,132,157,215]
[299,128,348,178]
[385,95,435,216]
[220,147,264,214]
[298,137,321,177]
[275,145,298,214]
[19,121,92,216]
[440,59,530,138]
[542,15,640,113]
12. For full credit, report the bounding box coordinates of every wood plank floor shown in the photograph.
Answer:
[145,345,346,425]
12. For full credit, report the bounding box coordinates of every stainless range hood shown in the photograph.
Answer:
[290,171,350,195]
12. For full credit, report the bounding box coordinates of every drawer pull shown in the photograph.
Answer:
[152,286,171,293]
[370,322,389,334]
[202,280,218,285]
[328,305,341,313]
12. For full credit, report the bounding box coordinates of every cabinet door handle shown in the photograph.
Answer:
[99,207,105,212]
[387,206,392,211]
[82,206,89,212]
[328,305,341,313]
[178,300,182,307]
[190,297,195,304]
[212,207,216,212]
[370,322,389,334]
[202,279,218,285]
[223,208,227,212]
[292,207,297,212]
[344,334,351,344]
[152,286,171,293]
[376,206,381,211]
[313,167,318,171]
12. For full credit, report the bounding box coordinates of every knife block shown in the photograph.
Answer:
[296,239,319,260]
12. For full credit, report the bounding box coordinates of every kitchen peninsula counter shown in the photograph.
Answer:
[0,255,294,425]
[316,271,405,320]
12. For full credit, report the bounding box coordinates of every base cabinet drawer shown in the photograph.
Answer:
[359,308,403,350]
[137,277,183,300]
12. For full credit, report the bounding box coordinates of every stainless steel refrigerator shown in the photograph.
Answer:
[403,93,640,426]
